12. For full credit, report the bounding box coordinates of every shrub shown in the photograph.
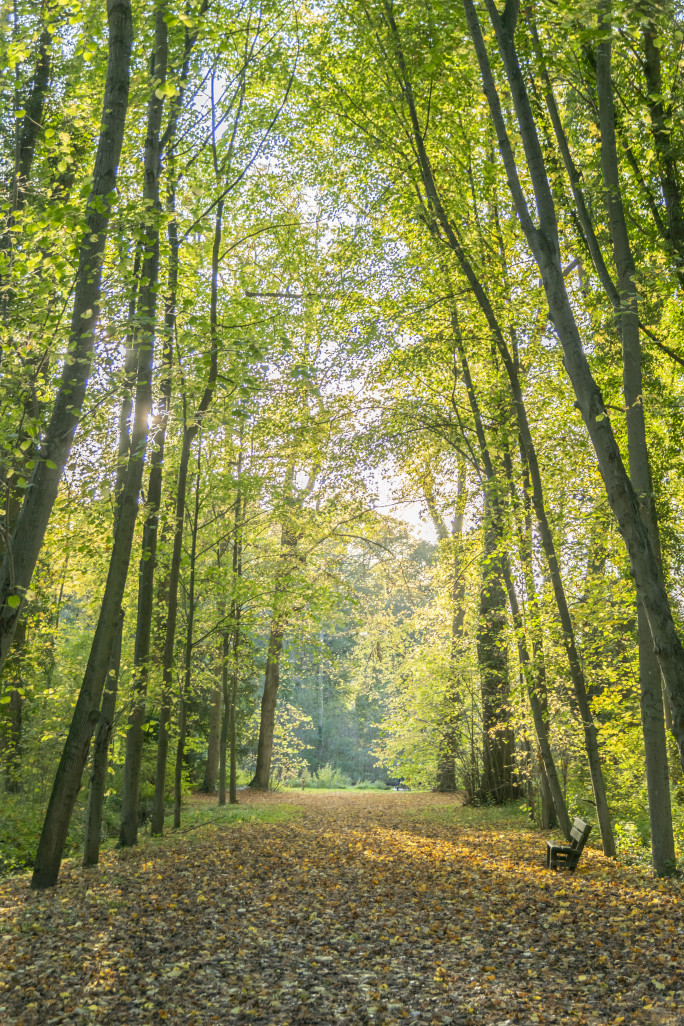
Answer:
[308,764,352,789]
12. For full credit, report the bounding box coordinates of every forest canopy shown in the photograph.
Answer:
[1,0,684,886]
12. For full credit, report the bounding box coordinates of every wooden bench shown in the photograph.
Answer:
[546,817,592,873]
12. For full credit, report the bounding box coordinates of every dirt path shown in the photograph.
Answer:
[0,790,682,1025]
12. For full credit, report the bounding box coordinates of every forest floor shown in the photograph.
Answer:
[0,789,683,1026]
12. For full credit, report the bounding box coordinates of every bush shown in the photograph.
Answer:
[308,764,352,789]
[353,779,388,790]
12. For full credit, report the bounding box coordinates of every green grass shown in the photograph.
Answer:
[0,793,302,880]
[102,799,302,856]
[416,800,537,833]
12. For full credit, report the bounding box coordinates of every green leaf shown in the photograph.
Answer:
[7,595,21,609]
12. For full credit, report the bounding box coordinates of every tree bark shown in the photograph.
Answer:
[83,614,123,867]
[596,11,675,873]
[150,186,222,832]
[0,0,133,676]
[477,492,513,803]
[464,0,684,770]
[228,482,245,805]
[83,272,139,866]
[251,624,285,790]
[30,5,164,890]
[201,684,222,794]
[118,286,173,845]
[382,4,605,842]
[118,0,205,850]
[218,628,230,807]
[173,439,202,829]
[424,465,468,792]
[452,315,571,834]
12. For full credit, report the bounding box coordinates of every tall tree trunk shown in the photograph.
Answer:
[118,262,174,845]
[463,0,684,770]
[218,627,230,807]
[82,613,123,867]
[150,186,222,832]
[0,0,133,675]
[201,684,222,794]
[11,26,51,213]
[229,482,244,805]
[229,625,240,805]
[251,624,285,790]
[218,475,244,808]
[453,317,571,834]
[118,0,205,851]
[83,276,139,867]
[250,463,304,791]
[30,7,163,890]
[383,7,611,848]
[641,20,684,274]
[477,495,513,803]
[510,452,566,834]
[173,438,202,829]
[424,465,468,792]
[150,425,192,834]
[596,9,675,874]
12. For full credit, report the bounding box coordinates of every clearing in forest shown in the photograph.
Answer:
[0,790,682,1025]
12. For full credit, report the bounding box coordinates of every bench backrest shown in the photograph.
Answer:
[569,818,592,852]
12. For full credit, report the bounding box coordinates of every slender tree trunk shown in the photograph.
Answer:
[476,492,513,803]
[383,8,609,844]
[218,628,230,807]
[118,0,205,850]
[201,684,222,794]
[83,278,139,866]
[12,27,51,212]
[596,11,675,874]
[250,464,303,791]
[229,482,244,805]
[538,750,555,830]
[425,466,468,792]
[173,439,202,829]
[251,624,285,790]
[150,428,190,834]
[229,631,239,805]
[30,7,164,890]
[464,0,684,770]
[452,316,571,834]
[118,198,176,847]
[151,188,222,834]
[228,596,242,805]
[0,0,133,675]
[516,463,559,833]
[83,614,123,867]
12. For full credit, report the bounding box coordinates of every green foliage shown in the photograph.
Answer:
[307,763,352,789]
[3,0,684,882]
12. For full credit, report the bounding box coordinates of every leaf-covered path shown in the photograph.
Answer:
[1,791,683,1025]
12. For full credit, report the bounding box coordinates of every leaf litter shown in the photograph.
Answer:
[0,790,682,1025]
